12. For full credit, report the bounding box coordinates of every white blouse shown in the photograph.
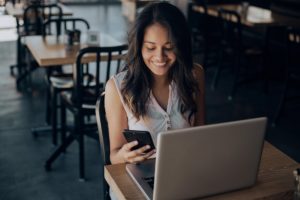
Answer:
[112,71,193,147]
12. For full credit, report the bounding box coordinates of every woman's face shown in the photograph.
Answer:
[142,23,176,78]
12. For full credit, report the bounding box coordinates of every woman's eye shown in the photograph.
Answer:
[164,47,174,51]
[146,47,155,51]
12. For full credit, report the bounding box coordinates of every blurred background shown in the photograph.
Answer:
[0,0,299,199]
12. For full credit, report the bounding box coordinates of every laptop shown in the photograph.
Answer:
[126,117,267,200]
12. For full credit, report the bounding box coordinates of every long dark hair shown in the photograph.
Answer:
[121,2,199,123]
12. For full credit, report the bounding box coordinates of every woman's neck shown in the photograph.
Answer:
[151,75,170,111]
[152,74,170,89]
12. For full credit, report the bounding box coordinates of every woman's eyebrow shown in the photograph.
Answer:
[143,41,172,45]
[143,41,155,44]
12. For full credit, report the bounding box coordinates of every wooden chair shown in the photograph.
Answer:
[12,3,63,89]
[188,0,220,67]
[272,27,300,125]
[42,17,90,37]
[33,17,90,145]
[95,92,111,200]
[44,45,128,180]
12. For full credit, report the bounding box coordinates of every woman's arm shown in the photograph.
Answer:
[193,64,205,126]
[105,78,155,164]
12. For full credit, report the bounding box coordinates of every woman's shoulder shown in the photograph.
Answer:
[112,70,127,81]
[106,71,127,93]
[110,70,127,87]
[192,63,205,91]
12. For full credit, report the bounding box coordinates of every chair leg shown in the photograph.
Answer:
[45,132,75,171]
[51,86,58,145]
[104,180,111,200]
[272,80,288,126]
[211,46,224,90]
[16,47,38,90]
[262,56,270,94]
[203,40,208,68]
[46,85,51,126]
[75,112,85,181]
[45,69,52,125]
[44,99,73,171]
[16,65,37,88]
[228,51,241,101]
[10,64,17,76]
[61,97,66,151]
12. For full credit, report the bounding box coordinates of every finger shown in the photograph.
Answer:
[144,149,156,158]
[136,145,151,154]
[124,151,140,163]
[123,140,138,151]
[126,145,151,160]
[128,149,156,163]
[128,154,147,163]
[126,148,140,159]
[123,147,141,163]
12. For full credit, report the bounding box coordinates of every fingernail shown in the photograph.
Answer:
[134,141,138,145]
[146,145,150,149]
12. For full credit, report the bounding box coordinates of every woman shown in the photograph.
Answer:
[105,2,205,165]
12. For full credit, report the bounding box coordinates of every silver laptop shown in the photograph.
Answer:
[126,117,267,200]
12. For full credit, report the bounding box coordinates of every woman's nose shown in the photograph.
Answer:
[154,49,165,61]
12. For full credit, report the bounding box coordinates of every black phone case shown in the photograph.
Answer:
[123,130,155,153]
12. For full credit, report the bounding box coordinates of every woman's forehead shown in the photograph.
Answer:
[143,23,172,44]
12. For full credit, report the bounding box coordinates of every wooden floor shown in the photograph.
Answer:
[0,2,299,200]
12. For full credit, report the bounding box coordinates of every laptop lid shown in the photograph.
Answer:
[126,117,267,200]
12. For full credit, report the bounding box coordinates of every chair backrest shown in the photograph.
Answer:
[95,92,111,199]
[95,92,111,200]
[23,3,62,35]
[192,0,208,13]
[42,17,90,37]
[286,27,300,47]
[188,0,208,34]
[285,26,300,71]
[218,8,242,49]
[72,45,128,109]
[95,92,111,165]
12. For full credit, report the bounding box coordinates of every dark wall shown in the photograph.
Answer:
[271,0,300,17]
[204,0,300,17]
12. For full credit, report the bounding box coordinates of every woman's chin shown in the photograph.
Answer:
[151,70,169,77]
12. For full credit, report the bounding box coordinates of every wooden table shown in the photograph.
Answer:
[24,33,124,67]
[5,1,73,19]
[192,4,300,28]
[105,142,300,200]
[5,1,74,88]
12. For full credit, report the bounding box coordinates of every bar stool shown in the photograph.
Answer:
[211,8,264,100]
[272,27,300,125]
[188,0,221,67]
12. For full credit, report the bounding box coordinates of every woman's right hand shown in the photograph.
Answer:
[118,140,156,164]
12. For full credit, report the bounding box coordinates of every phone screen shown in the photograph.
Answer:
[123,129,155,153]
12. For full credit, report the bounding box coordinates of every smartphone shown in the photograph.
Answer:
[123,129,155,153]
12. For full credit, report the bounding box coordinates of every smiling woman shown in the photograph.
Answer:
[142,23,176,78]
[104,2,205,168]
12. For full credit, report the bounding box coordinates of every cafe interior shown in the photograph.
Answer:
[0,0,299,199]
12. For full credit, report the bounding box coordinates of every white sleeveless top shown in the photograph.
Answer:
[112,71,193,147]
